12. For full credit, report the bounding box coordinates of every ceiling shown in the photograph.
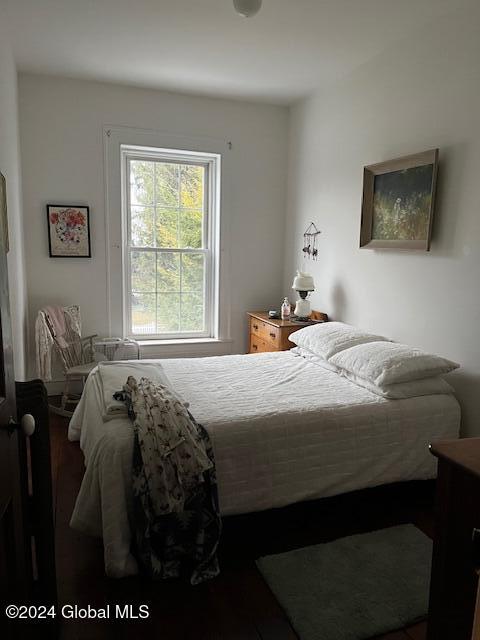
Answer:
[4,0,471,105]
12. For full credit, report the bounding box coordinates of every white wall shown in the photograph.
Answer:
[285,5,480,436]
[0,6,28,379]
[18,74,288,375]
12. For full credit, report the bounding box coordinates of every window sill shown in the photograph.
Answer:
[136,337,233,347]
[136,337,234,359]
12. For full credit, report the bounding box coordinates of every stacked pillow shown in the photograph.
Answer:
[288,321,392,359]
[289,322,459,399]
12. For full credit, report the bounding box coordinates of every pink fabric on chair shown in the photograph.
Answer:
[43,305,68,348]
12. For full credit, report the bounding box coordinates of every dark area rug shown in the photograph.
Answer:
[256,524,432,640]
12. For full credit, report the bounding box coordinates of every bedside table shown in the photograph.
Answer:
[427,438,480,640]
[247,310,328,354]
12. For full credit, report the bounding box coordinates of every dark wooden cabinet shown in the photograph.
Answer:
[428,438,480,640]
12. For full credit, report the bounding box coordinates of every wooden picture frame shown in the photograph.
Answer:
[47,205,91,258]
[360,149,439,251]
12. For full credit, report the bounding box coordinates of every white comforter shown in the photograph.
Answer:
[68,351,460,578]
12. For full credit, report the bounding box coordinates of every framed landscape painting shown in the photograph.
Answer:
[47,205,91,257]
[360,149,439,251]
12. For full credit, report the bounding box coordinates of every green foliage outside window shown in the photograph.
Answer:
[129,160,206,334]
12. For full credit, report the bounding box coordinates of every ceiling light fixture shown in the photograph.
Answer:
[233,0,262,18]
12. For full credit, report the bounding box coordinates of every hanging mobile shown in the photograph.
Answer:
[302,222,321,260]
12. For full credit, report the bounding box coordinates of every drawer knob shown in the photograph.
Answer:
[253,324,259,330]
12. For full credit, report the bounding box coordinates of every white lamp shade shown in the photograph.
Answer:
[233,0,262,18]
[292,271,315,291]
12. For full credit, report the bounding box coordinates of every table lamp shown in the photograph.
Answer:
[292,271,315,320]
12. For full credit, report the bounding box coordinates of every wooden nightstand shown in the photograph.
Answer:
[247,310,328,354]
[427,438,480,640]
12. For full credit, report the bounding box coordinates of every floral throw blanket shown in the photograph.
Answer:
[119,376,221,585]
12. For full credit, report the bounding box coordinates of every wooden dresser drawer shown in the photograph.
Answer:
[249,317,281,347]
[249,334,279,354]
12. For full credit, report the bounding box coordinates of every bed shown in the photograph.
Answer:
[68,348,460,578]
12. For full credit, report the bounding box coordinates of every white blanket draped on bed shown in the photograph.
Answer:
[69,352,460,578]
[96,361,186,420]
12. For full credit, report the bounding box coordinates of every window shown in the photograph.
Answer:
[121,145,220,340]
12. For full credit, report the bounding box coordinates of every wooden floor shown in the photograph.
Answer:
[50,411,430,640]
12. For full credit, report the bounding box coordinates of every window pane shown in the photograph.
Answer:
[131,251,156,292]
[157,293,180,333]
[130,161,154,206]
[180,293,205,332]
[131,206,154,247]
[131,293,156,335]
[180,208,203,248]
[181,253,205,292]
[180,164,204,209]
[157,252,180,292]
[180,164,204,248]
[156,162,179,207]
[156,207,179,248]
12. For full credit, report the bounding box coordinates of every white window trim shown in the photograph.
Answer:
[121,145,221,341]
[103,125,232,350]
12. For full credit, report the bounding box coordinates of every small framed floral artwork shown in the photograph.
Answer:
[47,205,91,258]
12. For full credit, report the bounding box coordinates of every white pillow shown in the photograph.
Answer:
[290,346,340,372]
[288,321,391,359]
[292,345,455,398]
[329,341,459,386]
[341,370,454,399]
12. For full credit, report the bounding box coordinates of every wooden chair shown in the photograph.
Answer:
[38,305,97,416]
